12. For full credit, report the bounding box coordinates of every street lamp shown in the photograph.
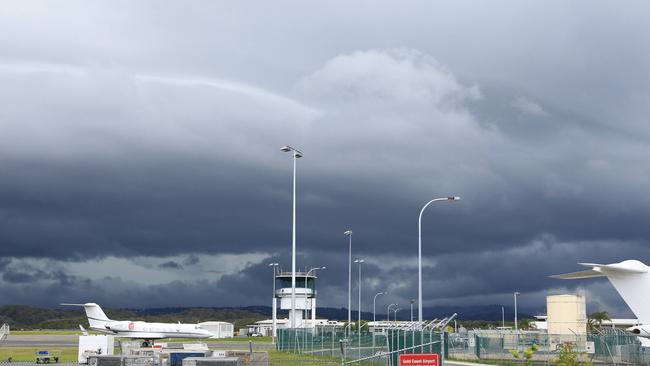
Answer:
[344,230,353,329]
[373,292,386,324]
[269,263,279,342]
[514,292,520,331]
[393,308,401,324]
[353,259,364,329]
[410,299,415,322]
[372,292,386,351]
[304,266,326,328]
[281,145,303,328]
[387,304,397,321]
[418,196,460,323]
[354,258,364,359]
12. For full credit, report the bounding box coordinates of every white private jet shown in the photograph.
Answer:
[552,260,650,338]
[62,303,213,340]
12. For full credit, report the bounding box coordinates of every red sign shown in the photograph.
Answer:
[399,353,439,366]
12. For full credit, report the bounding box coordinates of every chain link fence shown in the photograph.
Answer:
[276,327,444,365]
[447,328,644,365]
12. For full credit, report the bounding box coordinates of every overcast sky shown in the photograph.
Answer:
[1,1,649,317]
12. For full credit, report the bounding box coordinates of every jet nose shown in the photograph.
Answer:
[203,330,214,337]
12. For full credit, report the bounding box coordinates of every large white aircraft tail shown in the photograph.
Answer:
[61,303,111,329]
[552,260,650,322]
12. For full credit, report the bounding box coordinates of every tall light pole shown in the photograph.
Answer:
[372,292,386,351]
[410,299,415,322]
[344,230,353,327]
[373,292,386,324]
[354,258,364,359]
[269,262,279,342]
[393,308,400,324]
[387,304,397,321]
[514,292,520,331]
[281,145,303,328]
[418,196,460,323]
[304,266,326,328]
[354,259,364,329]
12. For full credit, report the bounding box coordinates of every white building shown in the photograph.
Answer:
[197,321,234,338]
[243,318,343,336]
[244,319,289,336]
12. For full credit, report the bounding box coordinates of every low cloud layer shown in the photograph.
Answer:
[0,2,649,318]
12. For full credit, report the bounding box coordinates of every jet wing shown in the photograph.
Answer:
[579,262,648,274]
[552,260,649,279]
[550,269,605,279]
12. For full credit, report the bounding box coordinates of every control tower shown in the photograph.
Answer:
[274,270,318,328]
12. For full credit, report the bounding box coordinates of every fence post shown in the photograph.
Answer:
[444,332,449,360]
[331,326,335,357]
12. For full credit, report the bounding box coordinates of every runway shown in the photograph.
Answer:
[3,334,78,347]
[2,334,275,351]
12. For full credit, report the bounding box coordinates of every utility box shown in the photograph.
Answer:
[79,335,115,363]
[182,357,241,366]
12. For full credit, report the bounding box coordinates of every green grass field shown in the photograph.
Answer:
[0,347,339,365]
[266,350,340,365]
[0,347,78,362]
[10,330,86,335]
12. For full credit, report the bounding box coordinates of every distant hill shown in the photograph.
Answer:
[0,304,535,330]
[238,305,535,322]
[0,305,268,330]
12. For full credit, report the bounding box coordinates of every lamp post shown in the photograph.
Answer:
[387,304,397,321]
[393,308,400,325]
[514,292,520,331]
[410,299,415,322]
[353,259,364,328]
[373,292,386,324]
[281,145,303,329]
[418,196,460,323]
[344,230,353,328]
[269,262,279,342]
[304,267,325,328]
[372,292,386,351]
[354,258,364,359]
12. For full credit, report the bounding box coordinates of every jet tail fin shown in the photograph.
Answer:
[62,303,110,329]
[552,260,650,323]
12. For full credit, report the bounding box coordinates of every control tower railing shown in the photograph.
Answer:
[275,288,315,297]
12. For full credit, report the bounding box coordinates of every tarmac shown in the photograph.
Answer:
[2,334,275,350]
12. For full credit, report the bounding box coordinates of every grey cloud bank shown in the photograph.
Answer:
[0,1,648,317]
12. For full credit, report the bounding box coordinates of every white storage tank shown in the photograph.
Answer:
[547,294,587,335]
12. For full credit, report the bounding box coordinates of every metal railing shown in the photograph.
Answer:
[447,328,642,365]
[277,325,445,365]
[344,338,441,365]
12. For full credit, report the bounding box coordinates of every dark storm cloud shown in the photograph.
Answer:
[159,261,183,270]
[183,256,200,266]
[0,1,649,316]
